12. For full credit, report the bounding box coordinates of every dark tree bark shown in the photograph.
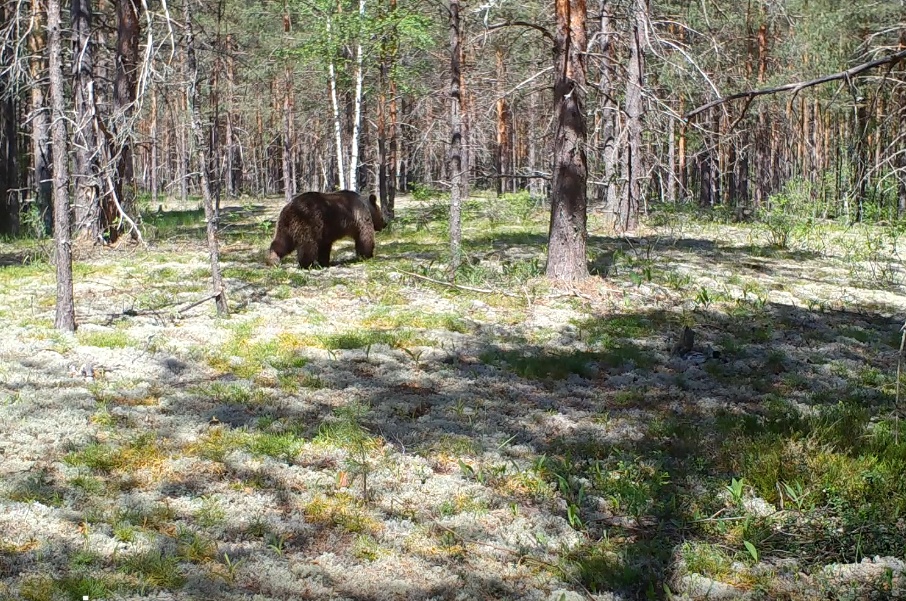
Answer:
[71,0,102,242]
[495,47,511,196]
[448,0,463,274]
[596,0,618,215]
[111,0,141,242]
[546,0,588,281]
[48,0,76,330]
[459,38,470,200]
[184,0,228,316]
[0,93,19,236]
[0,0,19,235]
[617,0,645,231]
[28,0,52,235]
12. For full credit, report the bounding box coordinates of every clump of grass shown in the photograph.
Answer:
[362,308,469,333]
[680,541,734,579]
[6,468,63,506]
[303,493,380,534]
[245,431,305,462]
[191,381,274,406]
[207,320,309,378]
[438,493,488,517]
[573,314,663,347]
[56,574,118,601]
[63,433,165,476]
[77,329,134,349]
[176,528,217,563]
[317,328,421,350]
[352,534,386,561]
[195,496,226,528]
[119,548,185,589]
[187,426,248,462]
[424,433,480,458]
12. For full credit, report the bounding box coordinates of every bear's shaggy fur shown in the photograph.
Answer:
[266,190,386,269]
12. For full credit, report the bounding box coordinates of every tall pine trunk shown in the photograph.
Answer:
[71,0,102,242]
[546,0,588,280]
[112,0,141,241]
[29,0,52,234]
[617,0,645,231]
[495,47,511,196]
[48,0,76,330]
[597,0,618,223]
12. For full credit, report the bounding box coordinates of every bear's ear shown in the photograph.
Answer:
[368,194,378,205]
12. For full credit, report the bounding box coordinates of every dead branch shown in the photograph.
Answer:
[394,269,522,297]
[685,48,906,120]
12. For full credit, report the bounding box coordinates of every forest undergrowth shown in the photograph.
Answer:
[0,192,905,600]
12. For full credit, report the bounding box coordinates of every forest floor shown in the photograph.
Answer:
[1,192,906,601]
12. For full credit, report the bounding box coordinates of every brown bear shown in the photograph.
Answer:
[266,190,386,269]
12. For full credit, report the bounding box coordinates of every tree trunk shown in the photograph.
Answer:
[546,0,588,280]
[71,0,102,242]
[495,47,511,196]
[448,0,463,274]
[29,0,52,235]
[459,38,470,200]
[597,0,618,224]
[347,0,367,191]
[282,68,293,203]
[184,0,228,316]
[225,33,239,196]
[667,116,676,204]
[617,0,645,231]
[897,28,906,217]
[0,92,19,236]
[112,0,141,241]
[48,0,76,330]
[150,89,159,205]
[327,16,346,191]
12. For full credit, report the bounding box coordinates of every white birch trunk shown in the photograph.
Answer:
[327,16,346,190]
[347,0,367,191]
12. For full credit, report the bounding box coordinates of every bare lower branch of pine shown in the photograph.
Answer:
[483,21,554,43]
[685,48,906,120]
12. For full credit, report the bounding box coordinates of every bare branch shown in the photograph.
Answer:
[484,21,554,43]
[685,49,906,120]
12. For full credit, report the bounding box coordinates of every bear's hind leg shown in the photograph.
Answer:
[354,229,375,260]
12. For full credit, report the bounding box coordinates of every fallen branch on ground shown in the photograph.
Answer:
[394,269,523,297]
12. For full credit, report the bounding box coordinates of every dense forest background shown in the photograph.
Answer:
[0,0,904,242]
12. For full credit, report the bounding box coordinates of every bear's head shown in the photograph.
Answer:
[367,194,386,231]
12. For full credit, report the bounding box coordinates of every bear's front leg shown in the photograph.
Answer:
[317,242,333,267]
[296,239,320,269]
